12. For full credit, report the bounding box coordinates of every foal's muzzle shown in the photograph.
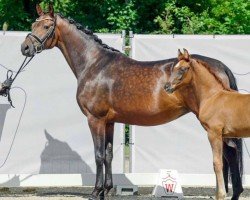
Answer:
[164,83,174,93]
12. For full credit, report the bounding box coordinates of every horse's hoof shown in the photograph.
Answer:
[89,188,104,200]
[231,187,244,200]
[88,194,104,200]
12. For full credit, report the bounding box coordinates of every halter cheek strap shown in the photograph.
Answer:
[27,16,57,54]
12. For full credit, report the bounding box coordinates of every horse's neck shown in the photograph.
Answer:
[191,63,224,108]
[177,86,200,116]
[56,17,104,78]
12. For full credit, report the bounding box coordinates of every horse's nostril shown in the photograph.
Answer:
[24,45,29,51]
[165,83,170,90]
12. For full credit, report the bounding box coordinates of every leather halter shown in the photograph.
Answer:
[27,16,57,54]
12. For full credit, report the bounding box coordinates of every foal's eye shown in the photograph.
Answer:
[44,25,49,29]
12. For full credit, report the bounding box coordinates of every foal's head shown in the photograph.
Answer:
[21,4,58,56]
[165,49,194,93]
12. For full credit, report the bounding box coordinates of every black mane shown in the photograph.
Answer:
[56,13,120,53]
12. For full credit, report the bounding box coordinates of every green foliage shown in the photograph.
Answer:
[104,0,138,32]
[155,0,250,34]
[0,0,249,34]
[0,0,31,31]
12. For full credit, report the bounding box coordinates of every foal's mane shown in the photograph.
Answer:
[193,59,233,91]
[56,13,120,53]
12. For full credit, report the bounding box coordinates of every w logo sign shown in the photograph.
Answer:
[162,174,177,194]
[153,169,183,199]
[164,183,175,193]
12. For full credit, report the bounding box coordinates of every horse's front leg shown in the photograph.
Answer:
[208,131,226,200]
[104,123,114,195]
[88,116,106,200]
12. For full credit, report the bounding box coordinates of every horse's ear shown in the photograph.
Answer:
[183,48,190,60]
[48,3,54,17]
[36,4,44,16]
[178,49,184,61]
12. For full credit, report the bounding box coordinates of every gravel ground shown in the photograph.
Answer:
[0,186,249,200]
[0,195,248,200]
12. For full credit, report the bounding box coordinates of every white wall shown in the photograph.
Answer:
[0,32,124,186]
[131,35,250,179]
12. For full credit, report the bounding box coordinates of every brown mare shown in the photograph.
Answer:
[165,49,248,200]
[20,4,243,200]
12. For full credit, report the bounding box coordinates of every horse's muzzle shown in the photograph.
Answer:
[164,83,174,93]
[21,43,35,57]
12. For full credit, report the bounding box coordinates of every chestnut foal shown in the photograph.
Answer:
[165,49,249,200]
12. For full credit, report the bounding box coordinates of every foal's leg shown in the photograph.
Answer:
[104,123,114,194]
[223,151,229,193]
[88,116,106,200]
[208,132,226,200]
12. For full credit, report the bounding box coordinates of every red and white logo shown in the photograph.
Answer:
[162,173,177,195]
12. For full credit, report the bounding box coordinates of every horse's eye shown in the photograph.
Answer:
[178,69,185,74]
[44,25,49,30]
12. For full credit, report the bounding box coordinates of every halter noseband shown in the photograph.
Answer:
[27,16,57,54]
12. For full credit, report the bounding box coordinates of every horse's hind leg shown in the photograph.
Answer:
[88,116,106,200]
[104,123,114,195]
[223,141,243,200]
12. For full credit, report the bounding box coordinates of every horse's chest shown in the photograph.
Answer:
[77,83,110,118]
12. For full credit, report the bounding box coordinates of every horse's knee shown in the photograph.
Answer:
[214,160,223,173]
[95,152,105,166]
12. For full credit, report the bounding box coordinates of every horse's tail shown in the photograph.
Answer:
[222,63,243,190]
[223,64,238,91]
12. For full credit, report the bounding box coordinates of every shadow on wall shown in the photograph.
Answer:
[39,129,93,174]
[0,175,20,187]
[0,104,11,141]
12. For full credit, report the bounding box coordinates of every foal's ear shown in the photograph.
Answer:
[183,48,190,60]
[178,49,184,61]
[36,4,44,16]
[48,3,54,17]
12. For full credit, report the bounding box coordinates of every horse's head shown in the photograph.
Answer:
[165,49,193,93]
[21,4,58,57]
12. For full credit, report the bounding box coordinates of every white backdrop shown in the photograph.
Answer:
[131,35,250,176]
[0,32,124,185]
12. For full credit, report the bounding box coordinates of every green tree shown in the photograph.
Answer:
[155,0,250,34]
[0,0,31,31]
[0,0,249,34]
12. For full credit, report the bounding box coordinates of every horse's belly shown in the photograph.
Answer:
[111,105,188,126]
[110,91,187,125]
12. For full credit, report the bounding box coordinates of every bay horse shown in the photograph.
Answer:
[165,49,249,200]
[20,4,243,200]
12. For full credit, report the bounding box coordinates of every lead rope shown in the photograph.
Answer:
[0,87,27,168]
[2,56,34,107]
[0,56,34,168]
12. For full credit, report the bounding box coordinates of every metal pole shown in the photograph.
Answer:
[122,30,126,53]
[129,31,133,58]
[128,31,133,173]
